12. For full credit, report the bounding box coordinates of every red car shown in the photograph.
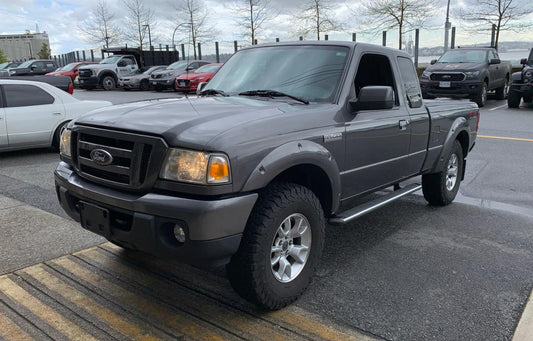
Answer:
[175,63,222,92]
[46,61,97,81]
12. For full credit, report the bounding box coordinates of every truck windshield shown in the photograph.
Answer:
[59,63,77,71]
[438,50,487,63]
[99,56,122,64]
[204,45,349,103]
[17,60,33,68]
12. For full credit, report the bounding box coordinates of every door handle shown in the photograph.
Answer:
[399,120,409,130]
[52,112,62,116]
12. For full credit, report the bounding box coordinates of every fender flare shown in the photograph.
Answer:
[241,140,342,213]
[430,117,469,174]
[97,70,118,84]
[511,71,523,83]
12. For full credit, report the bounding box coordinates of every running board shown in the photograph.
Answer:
[329,183,422,225]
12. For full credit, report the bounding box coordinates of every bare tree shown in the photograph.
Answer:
[230,0,276,45]
[123,0,156,50]
[362,0,433,49]
[456,0,533,50]
[174,0,214,59]
[297,0,343,40]
[78,0,122,48]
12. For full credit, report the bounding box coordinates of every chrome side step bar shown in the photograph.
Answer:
[328,183,422,225]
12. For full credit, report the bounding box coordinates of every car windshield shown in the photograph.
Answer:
[59,63,77,71]
[17,60,33,68]
[99,56,122,64]
[195,64,220,73]
[438,50,487,63]
[167,61,187,70]
[204,45,349,103]
[0,62,8,69]
[143,66,163,74]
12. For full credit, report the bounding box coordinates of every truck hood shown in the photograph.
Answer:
[426,62,485,72]
[79,64,115,71]
[74,96,297,149]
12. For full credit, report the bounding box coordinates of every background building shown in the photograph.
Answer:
[0,30,50,61]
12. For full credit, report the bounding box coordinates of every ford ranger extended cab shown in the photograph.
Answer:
[55,42,479,309]
[420,47,511,107]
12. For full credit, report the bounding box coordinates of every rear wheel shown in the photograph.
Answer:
[227,182,325,310]
[507,90,522,108]
[495,78,509,100]
[422,140,464,206]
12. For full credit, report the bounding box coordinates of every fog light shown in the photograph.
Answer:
[173,224,186,243]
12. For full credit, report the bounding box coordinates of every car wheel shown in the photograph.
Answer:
[227,182,325,310]
[139,80,150,91]
[155,84,163,92]
[422,140,463,206]
[101,76,116,91]
[495,78,509,100]
[507,90,521,108]
[473,82,487,107]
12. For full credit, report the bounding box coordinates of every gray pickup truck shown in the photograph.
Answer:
[55,42,479,309]
[420,47,511,107]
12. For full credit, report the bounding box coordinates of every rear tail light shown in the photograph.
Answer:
[68,81,74,94]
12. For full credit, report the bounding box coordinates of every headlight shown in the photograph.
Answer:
[59,129,72,157]
[524,71,533,81]
[421,70,431,79]
[192,77,205,82]
[10,70,16,74]
[168,72,175,76]
[464,71,480,79]
[160,148,231,184]
[92,69,100,76]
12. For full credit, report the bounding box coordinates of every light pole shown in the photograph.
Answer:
[142,24,152,51]
[172,23,191,52]
[444,0,451,51]
[26,42,33,59]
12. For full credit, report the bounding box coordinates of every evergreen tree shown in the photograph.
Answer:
[0,49,7,63]
[37,42,51,59]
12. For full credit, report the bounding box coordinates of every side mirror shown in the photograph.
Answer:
[521,58,528,65]
[186,66,195,71]
[30,65,37,70]
[196,82,207,95]
[350,86,395,111]
[117,61,126,67]
[430,59,438,65]
[489,58,501,65]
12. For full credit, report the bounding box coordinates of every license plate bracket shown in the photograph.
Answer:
[79,201,111,238]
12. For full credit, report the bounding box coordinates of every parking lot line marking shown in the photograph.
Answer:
[489,104,508,111]
[513,289,533,341]
[21,264,162,341]
[478,135,533,142]
[0,310,33,341]
[51,256,231,341]
[0,276,98,341]
[76,247,301,341]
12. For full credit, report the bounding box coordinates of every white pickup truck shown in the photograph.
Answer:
[77,55,139,90]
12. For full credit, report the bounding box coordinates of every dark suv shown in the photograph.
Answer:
[8,59,59,76]
[508,48,533,108]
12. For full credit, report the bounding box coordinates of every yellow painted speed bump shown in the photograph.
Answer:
[0,243,379,341]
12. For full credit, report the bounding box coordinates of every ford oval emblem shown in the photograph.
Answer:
[90,149,113,166]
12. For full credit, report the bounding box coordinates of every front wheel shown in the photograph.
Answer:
[227,182,325,310]
[422,140,464,206]
[495,79,509,100]
[473,82,487,107]
[101,76,116,91]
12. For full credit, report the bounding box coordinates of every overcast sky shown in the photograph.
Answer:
[1,0,532,55]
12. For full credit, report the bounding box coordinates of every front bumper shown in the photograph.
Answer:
[420,80,482,98]
[54,162,257,266]
[510,83,533,95]
[151,77,174,88]
[78,76,99,88]
[119,80,140,89]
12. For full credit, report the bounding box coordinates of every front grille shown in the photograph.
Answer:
[72,126,167,191]
[151,74,163,79]
[177,79,190,87]
[79,69,93,78]
[430,73,465,81]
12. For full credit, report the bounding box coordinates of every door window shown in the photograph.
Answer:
[4,84,55,108]
[397,57,423,108]
[354,53,398,105]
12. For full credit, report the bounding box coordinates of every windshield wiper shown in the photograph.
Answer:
[199,89,229,97]
[238,90,309,105]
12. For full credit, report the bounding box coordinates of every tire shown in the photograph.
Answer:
[495,78,509,100]
[422,140,463,206]
[473,82,487,107]
[507,90,521,108]
[139,79,150,91]
[155,84,163,92]
[101,75,116,91]
[523,94,532,103]
[227,182,325,310]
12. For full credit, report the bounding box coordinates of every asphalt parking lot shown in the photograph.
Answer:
[0,89,532,340]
